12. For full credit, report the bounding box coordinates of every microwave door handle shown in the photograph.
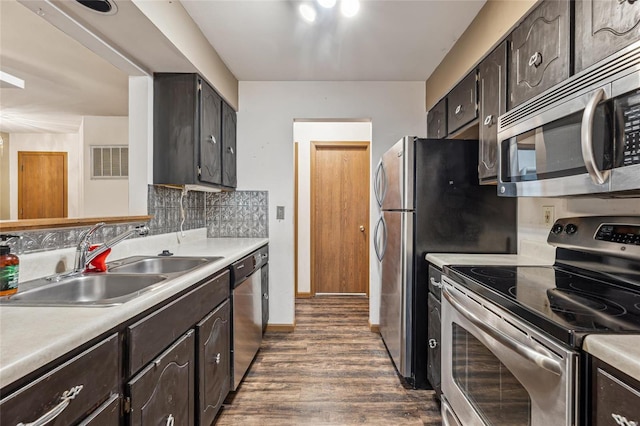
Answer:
[443,287,563,376]
[581,88,611,185]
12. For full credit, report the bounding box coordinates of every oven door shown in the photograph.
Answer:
[498,84,614,197]
[441,276,578,426]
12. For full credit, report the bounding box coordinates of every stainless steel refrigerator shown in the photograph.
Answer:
[374,136,517,388]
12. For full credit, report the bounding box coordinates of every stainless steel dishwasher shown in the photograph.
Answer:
[230,247,265,390]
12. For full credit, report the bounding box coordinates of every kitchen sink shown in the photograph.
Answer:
[0,274,169,307]
[107,256,223,274]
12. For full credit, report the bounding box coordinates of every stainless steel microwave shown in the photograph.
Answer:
[497,42,640,197]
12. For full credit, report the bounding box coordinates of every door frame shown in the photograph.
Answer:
[310,141,370,296]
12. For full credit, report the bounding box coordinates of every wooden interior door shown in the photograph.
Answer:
[18,151,67,219]
[311,142,370,295]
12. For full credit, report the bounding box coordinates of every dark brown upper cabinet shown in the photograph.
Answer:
[508,0,571,109]
[575,0,640,73]
[447,71,478,134]
[427,98,447,139]
[478,42,507,184]
[154,73,237,189]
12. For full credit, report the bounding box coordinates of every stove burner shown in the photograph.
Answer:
[547,289,626,317]
[468,267,516,280]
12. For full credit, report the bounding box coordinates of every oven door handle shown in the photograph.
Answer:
[443,287,563,376]
[581,88,610,185]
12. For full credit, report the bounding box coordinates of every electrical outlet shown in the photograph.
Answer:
[543,206,555,226]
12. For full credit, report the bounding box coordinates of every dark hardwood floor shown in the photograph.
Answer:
[216,296,442,425]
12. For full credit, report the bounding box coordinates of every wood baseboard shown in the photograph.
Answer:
[296,292,313,299]
[369,322,380,333]
[265,323,296,333]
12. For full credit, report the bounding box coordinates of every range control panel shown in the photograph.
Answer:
[548,216,640,260]
[596,224,640,245]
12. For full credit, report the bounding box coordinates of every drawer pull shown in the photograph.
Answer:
[528,51,542,68]
[483,115,493,126]
[215,353,221,364]
[263,292,269,300]
[208,135,217,144]
[166,414,175,426]
[430,277,442,288]
[454,105,462,115]
[611,413,637,426]
[17,385,83,426]
[237,264,245,270]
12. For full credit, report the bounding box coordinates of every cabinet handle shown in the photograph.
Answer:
[430,277,442,289]
[17,385,83,426]
[215,353,221,364]
[428,339,438,349]
[454,105,462,115]
[611,413,638,426]
[483,115,493,126]
[166,414,175,426]
[263,292,269,300]
[528,51,542,68]
[237,264,245,270]
[208,135,217,144]
[228,147,234,155]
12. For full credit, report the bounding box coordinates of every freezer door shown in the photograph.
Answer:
[381,137,415,211]
[379,210,413,379]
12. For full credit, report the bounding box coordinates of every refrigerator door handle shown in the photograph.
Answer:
[379,162,388,207]
[374,160,383,207]
[374,217,383,261]
[380,216,388,259]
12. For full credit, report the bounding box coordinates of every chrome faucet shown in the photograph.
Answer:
[72,222,150,274]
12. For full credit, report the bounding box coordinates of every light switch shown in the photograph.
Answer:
[276,206,285,220]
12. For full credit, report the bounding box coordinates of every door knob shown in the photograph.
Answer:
[359,225,365,232]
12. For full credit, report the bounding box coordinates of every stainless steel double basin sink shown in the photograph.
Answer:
[0,256,223,307]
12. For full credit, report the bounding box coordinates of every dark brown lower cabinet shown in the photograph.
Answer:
[590,356,640,425]
[427,292,441,397]
[0,334,119,426]
[127,331,195,426]
[197,299,231,426]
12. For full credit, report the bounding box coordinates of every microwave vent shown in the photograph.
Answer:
[500,42,640,131]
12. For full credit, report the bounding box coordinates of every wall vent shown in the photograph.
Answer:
[91,146,128,179]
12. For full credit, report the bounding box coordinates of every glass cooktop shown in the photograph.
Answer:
[447,265,640,347]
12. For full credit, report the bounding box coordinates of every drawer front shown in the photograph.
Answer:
[232,254,257,284]
[447,71,478,134]
[575,0,640,73]
[478,42,507,184]
[593,362,640,425]
[509,0,570,109]
[196,300,231,426]
[127,270,230,376]
[427,98,447,139]
[428,264,442,301]
[78,393,120,425]
[128,331,195,426]
[0,334,119,426]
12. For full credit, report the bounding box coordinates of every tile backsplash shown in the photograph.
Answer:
[5,186,268,255]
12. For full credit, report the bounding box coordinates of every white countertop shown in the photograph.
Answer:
[425,240,556,269]
[583,335,640,382]
[0,236,268,390]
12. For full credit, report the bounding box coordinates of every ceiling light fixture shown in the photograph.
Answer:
[299,4,317,22]
[341,0,360,17]
[317,0,336,8]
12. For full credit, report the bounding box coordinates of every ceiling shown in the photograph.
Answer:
[181,0,486,81]
[0,0,486,134]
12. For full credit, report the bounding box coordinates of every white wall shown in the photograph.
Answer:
[9,133,82,219]
[81,116,129,217]
[237,81,426,326]
[294,121,372,296]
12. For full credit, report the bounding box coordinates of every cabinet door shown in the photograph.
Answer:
[478,42,507,184]
[199,78,222,185]
[427,293,441,397]
[591,357,640,425]
[196,299,231,426]
[128,331,195,426]
[509,0,570,109]
[261,263,269,333]
[575,0,640,73]
[221,101,237,188]
[427,98,447,139]
[447,71,478,134]
[0,334,119,426]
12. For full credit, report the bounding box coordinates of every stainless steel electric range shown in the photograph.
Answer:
[440,216,640,426]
